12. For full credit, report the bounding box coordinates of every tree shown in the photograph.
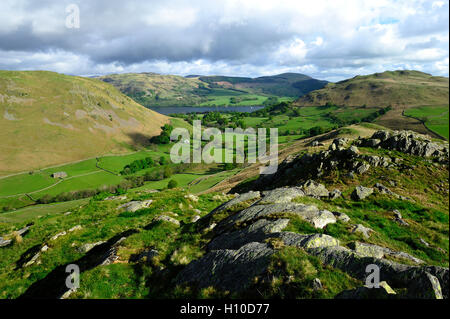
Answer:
[163,166,173,178]
[167,179,178,189]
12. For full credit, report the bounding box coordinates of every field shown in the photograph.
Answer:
[404,105,449,139]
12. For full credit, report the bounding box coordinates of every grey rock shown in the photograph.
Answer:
[191,215,201,223]
[336,281,396,299]
[329,189,342,200]
[78,241,106,253]
[300,180,329,198]
[216,203,336,232]
[50,231,67,241]
[312,278,323,290]
[259,187,304,204]
[117,199,153,212]
[333,212,350,223]
[392,209,402,219]
[351,224,373,238]
[365,139,381,147]
[355,163,370,174]
[0,237,12,248]
[153,215,180,226]
[352,186,373,200]
[419,238,430,247]
[202,191,261,221]
[175,242,274,293]
[208,219,290,250]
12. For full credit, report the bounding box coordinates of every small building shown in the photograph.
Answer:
[51,171,68,179]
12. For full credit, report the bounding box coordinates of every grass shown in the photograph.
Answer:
[404,105,449,139]
[0,70,169,175]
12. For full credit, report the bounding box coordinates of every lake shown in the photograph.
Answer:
[148,105,265,115]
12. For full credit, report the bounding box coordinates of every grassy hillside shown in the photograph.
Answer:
[97,72,327,107]
[294,70,449,108]
[404,105,449,140]
[0,71,169,175]
[0,124,447,299]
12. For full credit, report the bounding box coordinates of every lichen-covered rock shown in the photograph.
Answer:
[50,231,67,241]
[117,200,153,212]
[153,215,180,226]
[300,180,329,198]
[78,241,106,253]
[208,218,290,251]
[333,211,350,223]
[175,242,274,292]
[336,281,396,299]
[329,189,342,200]
[351,224,373,238]
[202,191,260,221]
[216,203,335,233]
[349,242,385,259]
[363,130,449,161]
[259,187,304,204]
[352,186,373,200]
[0,237,12,248]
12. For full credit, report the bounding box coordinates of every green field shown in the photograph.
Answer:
[404,105,449,139]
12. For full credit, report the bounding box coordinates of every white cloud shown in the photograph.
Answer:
[0,0,447,80]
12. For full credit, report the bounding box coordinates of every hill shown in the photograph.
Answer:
[0,124,448,299]
[293,70,449,137]
[0,71,169,175]
[294,70,449,108]
[97,72,327,107]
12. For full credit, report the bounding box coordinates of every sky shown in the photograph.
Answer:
[0,0,448,81]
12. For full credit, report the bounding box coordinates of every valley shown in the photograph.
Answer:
[0,69,448,300]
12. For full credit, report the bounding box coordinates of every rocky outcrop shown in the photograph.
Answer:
[352,186,373,200]
[0,237,12,248]
[117,200,153,212]
[336,281,396,299]
[300,180,329,198]
[357,130,449,162]
[175,242,274,293]
[175,187,448,298]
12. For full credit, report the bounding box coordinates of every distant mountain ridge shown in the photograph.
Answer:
[97,72,328,107]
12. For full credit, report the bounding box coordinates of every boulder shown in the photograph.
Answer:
[259,187,304,204]
[300,180,329,198]
[50,231,67,241]
[117,200,153,212]
[208,218,290,250]
[333,211,350,223]
[191,215,201,223]
[352,186,373,200]
[0,237,12,248]
[351,224,373,238]
[329,189,342,200]
[175,242,274,293]
[153,215,180,226]
[336,281,396,299]
[78,241,106,253]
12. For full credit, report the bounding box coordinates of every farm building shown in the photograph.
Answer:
[51,171,68,179]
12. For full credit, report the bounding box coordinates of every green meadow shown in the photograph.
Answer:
[404,105,449,139]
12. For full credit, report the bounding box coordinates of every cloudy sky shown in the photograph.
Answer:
[0,0,448,81]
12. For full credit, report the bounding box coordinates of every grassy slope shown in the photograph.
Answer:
[0,71,169,175]
[0,130,447,298]
[294,70,449,108]
[404,105,449,139]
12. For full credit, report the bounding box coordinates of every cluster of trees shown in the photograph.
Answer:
[120,156,167,175]
[150,124,174,144]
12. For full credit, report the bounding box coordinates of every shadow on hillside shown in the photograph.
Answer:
[126,132,153,148]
